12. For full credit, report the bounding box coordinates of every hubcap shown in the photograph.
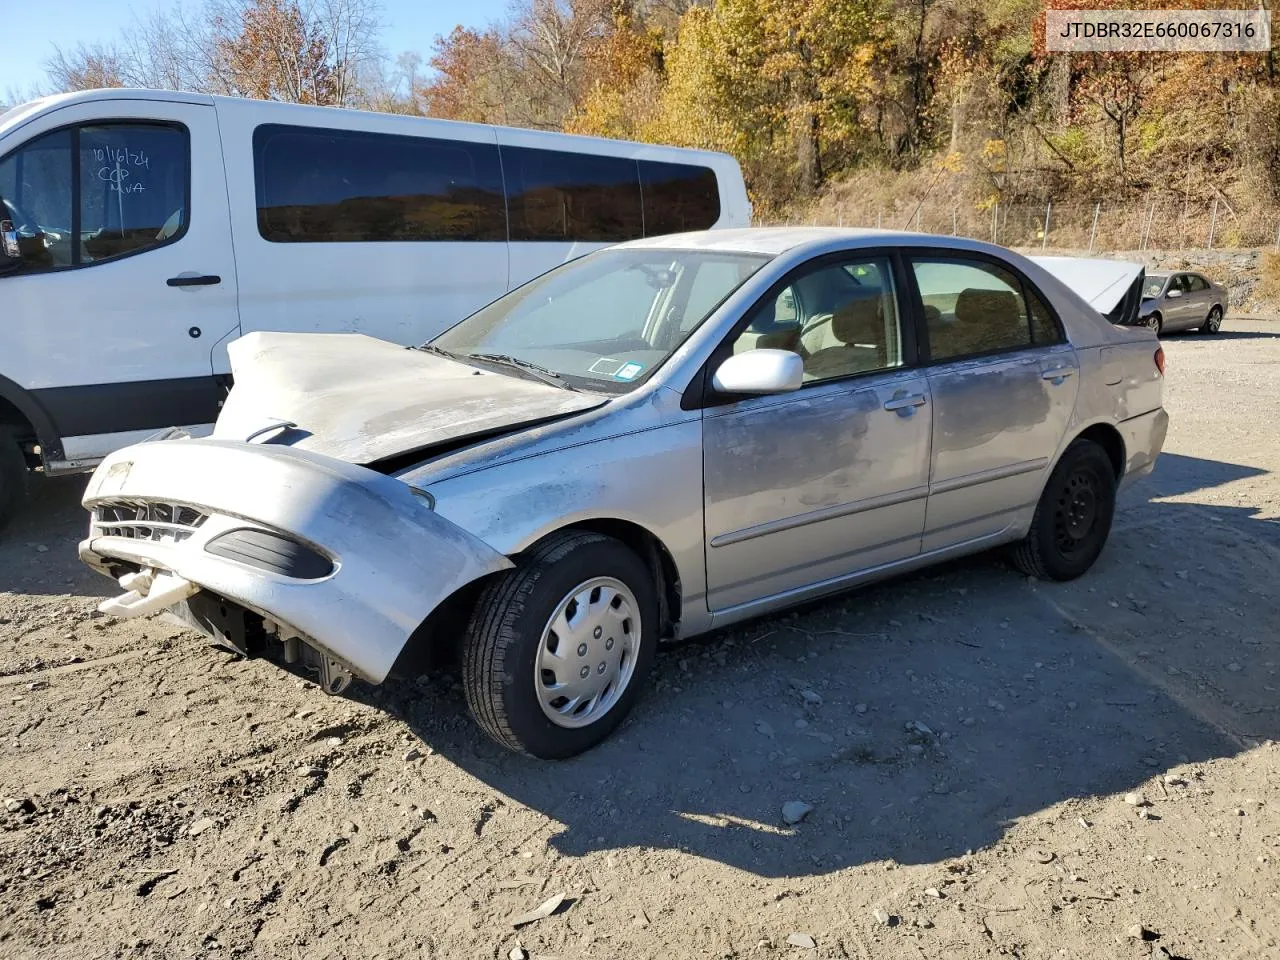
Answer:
[1209,310,1221,331]
[1053,470,1099,554]
[535,576,639,729]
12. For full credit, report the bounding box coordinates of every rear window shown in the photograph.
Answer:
[503,146,644,243]
[639,160,720,235]
[253,124,507,243]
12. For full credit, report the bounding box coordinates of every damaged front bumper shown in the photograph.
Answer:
[79,439,513,690]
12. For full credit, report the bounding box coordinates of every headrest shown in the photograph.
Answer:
[831,293,883,344]
[955,288,1019,328]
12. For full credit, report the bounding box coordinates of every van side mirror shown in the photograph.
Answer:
[711,349,804,395]
[0,217,20,275]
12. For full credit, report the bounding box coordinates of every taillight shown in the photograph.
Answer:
[1154,347,1165,376]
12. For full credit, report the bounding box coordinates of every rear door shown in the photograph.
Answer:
[906,253,1079,552]
[0,98,239,463]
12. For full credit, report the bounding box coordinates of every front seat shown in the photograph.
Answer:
[803,295,887,380]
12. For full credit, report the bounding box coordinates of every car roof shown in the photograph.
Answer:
[615,226,1025,258]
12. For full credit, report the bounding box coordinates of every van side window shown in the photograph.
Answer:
[639,160,720,235]
[0,122,186,273]
[79,125,189,263]
[253,125,507,243]
[503,146,643,243]
[0,129,73,271]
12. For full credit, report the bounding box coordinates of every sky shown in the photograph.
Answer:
[0,0,511,99]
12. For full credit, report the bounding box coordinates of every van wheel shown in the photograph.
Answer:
[461,531,659,759]
[0,431,29,532]
[1010,439,1117,581]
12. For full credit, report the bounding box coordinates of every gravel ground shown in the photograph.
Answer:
[2,319,1278,960]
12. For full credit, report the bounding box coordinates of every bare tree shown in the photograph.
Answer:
[44,0,382,106]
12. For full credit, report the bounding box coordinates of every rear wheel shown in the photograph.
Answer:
[1200,306,1222,334]
[461,531,659,758]
[1011,439,1117,581]
[0,430,28,532]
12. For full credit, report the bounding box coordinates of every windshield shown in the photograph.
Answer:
[1144,275,1167,298]
[432,248,770,391]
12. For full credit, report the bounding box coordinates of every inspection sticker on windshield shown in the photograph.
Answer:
[614,362,645,381]
[588,357,624,376]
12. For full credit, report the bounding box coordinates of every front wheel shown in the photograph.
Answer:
[1200,306,1223,334]
[0,431,28,533]
[461,531,659,758]
[1146,313,1163,335]
[1010,439,1117,581]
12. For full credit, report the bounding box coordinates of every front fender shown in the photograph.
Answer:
[79,438,513,682]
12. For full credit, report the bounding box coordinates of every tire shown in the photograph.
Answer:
[461,531,659,759]
[1010,439,1117,582]
[0,430,28,533]
[1146,313,1163,336]
[1200,306,1222,334]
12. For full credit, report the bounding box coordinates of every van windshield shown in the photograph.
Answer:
[430,248,770,392]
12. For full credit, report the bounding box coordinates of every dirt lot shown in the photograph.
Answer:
[2,320,1279,960]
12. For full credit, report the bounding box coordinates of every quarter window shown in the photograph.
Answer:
[730,256,904,384]
[253,124,506,242]
[0,122,187,272]
[912,258,1039,360]
[639,160,720,235]
[504,146,643,242]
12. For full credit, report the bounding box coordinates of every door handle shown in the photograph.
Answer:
[1041,366,1075,382]
[883,393,927,412]
[167,274,221,287]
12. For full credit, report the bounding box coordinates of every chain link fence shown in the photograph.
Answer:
[769,199,1280,252]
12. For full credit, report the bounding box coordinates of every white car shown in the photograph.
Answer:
[80,228,1168,758]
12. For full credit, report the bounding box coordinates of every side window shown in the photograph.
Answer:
[503,146,643,242]
[1026,286,1062,344]
[729,256,904,384]
[254,125,505,243]
[79,124,189,262]
[912,258,1033,361]
[1170,275,1189,294]
[0,122,186,272]
[0,129,73,271]
[638,160,720,235]
[1189,275,1209,292]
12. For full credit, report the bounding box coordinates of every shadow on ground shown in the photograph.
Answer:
[356,451,1278,879]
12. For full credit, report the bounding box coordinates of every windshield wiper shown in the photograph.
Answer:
[414,343,459,359]
[468,353,577,391]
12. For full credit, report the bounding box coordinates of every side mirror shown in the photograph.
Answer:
[0,217,20,276]
[1166,288,1182,299]
[711,349,804,395]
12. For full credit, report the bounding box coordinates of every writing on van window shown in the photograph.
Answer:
[92,144,151,194]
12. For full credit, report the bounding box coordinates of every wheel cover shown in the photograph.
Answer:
[1148,316,1161,331]
[1053,469,1100,556]
[1208,309,1222,332]
[534,576,639,729]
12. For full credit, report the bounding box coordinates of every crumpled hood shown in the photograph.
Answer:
[215,332,608,465]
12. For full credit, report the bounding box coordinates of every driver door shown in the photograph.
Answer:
[702,252,931,612]
[0,99,239,463]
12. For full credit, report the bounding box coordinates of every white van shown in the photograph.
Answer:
[0,89,751,526]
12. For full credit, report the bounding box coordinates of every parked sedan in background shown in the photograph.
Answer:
[1138,272,1226,335]
[78,228,1168,758]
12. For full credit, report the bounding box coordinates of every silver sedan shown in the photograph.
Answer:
[79,229,1169,758]
[1137,271,1227,335]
